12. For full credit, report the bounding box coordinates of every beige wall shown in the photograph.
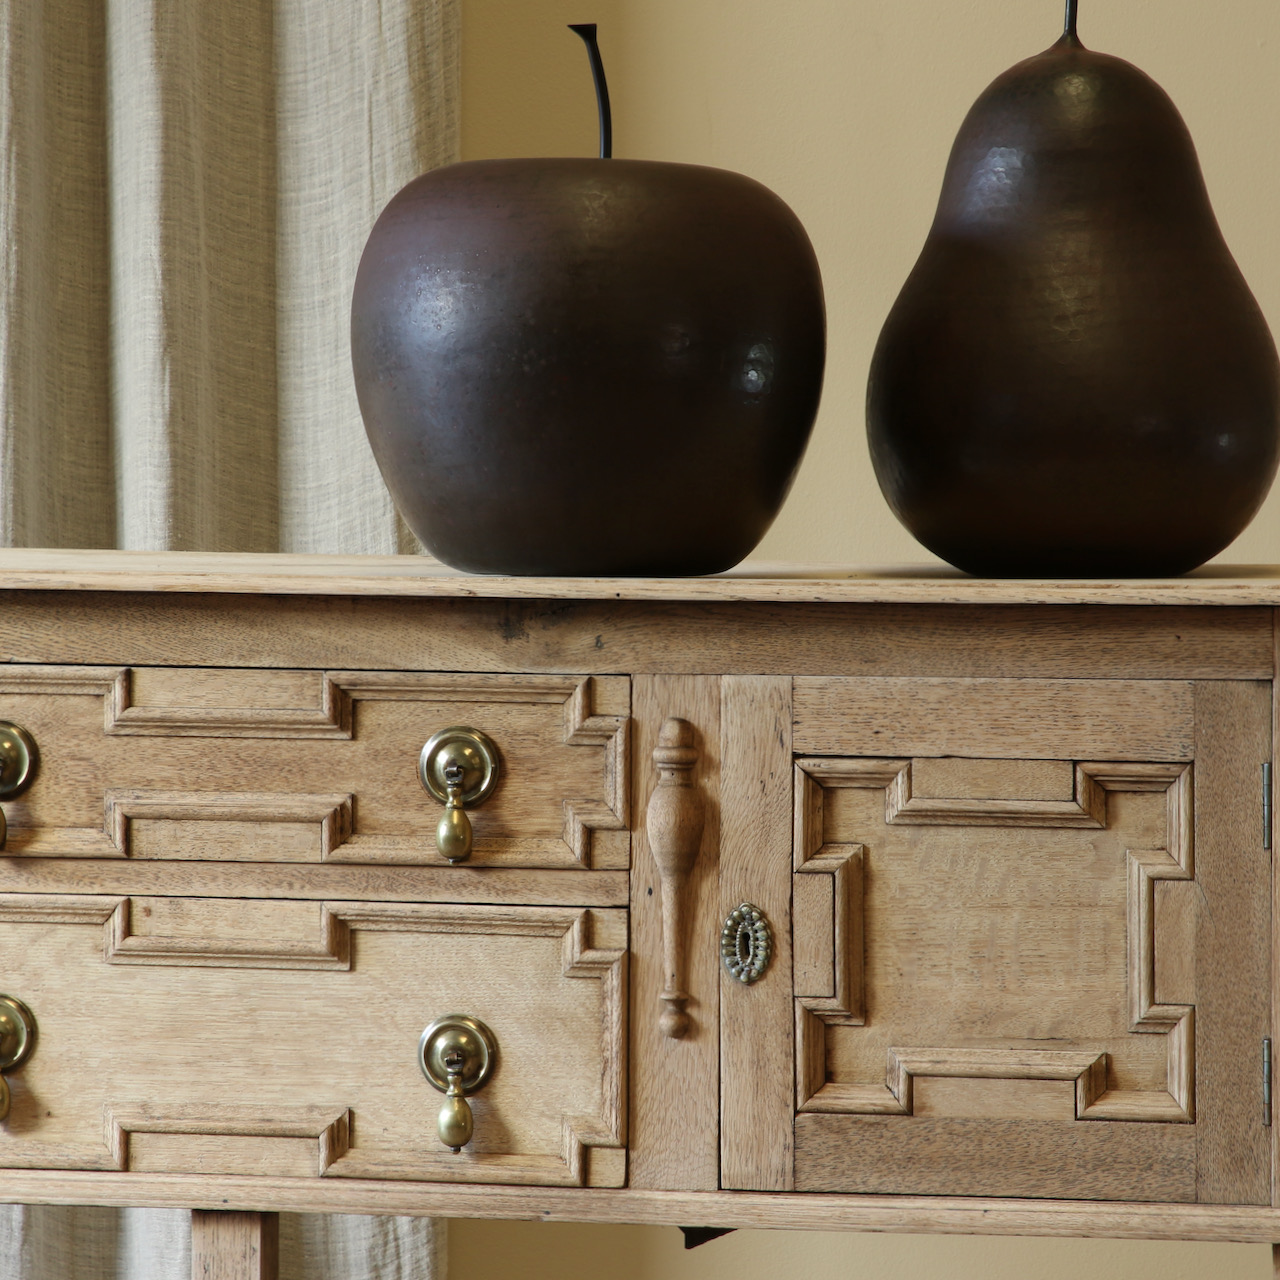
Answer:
[454,1,1278,1276]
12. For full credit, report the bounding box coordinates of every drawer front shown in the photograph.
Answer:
[0,667,628,870]
[0,896,627,1187]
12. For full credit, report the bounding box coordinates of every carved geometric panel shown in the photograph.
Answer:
[0,896,626,1187]
[0,666,628,869]
[794,757,1195,1124]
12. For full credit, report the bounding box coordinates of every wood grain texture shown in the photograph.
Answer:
[719,675,793,1191]
[104,899,351,970]
[645,718,705,1038]
[794,756,1200,1130]
[628,676,720,1192]
[0,668,627,872]
[0,859,629,906]
[108,1106,350,1176]
[790,714,1262,1203]
[0,596,1268,681]
[793,1114,1197,1201]
[1274,611,1279,1213]
[0,1172,1279,1238]
[1192,680,1272,1205]
[191,1210,278,1280]
[109,669,352,739]
[794,677,1195,760]
[0,899,626,1188]
[0,548,1279,607]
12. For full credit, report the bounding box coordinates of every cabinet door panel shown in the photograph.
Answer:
[780,678,1270,1204]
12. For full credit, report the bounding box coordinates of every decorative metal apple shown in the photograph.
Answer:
[351,25,825,575]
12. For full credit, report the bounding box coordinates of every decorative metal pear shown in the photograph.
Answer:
[867,3,1280,576]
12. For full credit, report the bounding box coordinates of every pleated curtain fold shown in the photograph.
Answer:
[1,0,456,553]
[0,0,458,1274]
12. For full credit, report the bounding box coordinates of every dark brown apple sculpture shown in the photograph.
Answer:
[867,0,1280,575]
[352,26,825,575]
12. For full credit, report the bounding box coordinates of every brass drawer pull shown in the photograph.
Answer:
[418,727,500,864]
[419,1013,497,1152]
[0,721,36,850]
[0,994,35,1121]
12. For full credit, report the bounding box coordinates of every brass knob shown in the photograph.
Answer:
[0,721,37,850]
[418,727,499,864]
[0,995,35,1121]
[418,1013,496,1152]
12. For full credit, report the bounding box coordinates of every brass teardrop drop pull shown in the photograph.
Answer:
[418,728,500,864]
[418,1014,497,1152]
[0,994,35,1121]
[0,721,36,850]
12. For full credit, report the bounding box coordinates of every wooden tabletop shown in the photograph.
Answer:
[0,548,1276,605]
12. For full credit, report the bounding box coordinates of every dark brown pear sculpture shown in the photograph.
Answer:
[867,3,1280,575]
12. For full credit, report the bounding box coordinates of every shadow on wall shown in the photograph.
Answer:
[448,1221,1271,1280]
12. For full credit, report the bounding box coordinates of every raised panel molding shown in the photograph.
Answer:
[104,899,352,970]
[332,673,629,868]
[886,761,1106,827]
[106,671,353,738]
[794,758,1196,1123]
[103,791,354,860]
[104,1105,351,1174]
[325,903,628,1187]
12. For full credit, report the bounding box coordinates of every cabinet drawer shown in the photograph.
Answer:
[0,895,627,1187]
[0,667,629,870]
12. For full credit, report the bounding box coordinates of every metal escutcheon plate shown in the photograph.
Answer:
[0,723,36,800]
[0,995,35,1071]
[419,727,499,807]
[418,1014,496,1094]
[721,903,772,984]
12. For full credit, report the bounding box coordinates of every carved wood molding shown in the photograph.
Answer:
[0,665,126,703]
[794,758,1196,1122]
[329,902,628,1167]
[103,790,353,859]
[332,672,630,868]
[645,718,705,1039]
[562,677,629,864]
[104,670,353,738]
[104,1104,351,1174]
[0,894,122,925]
[103,900,352,970]
[886,762,1106,827]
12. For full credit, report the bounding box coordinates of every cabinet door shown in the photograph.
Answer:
[722,676,1271,1204]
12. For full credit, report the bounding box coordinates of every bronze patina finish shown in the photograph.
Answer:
[351,27,825,576]
[867,3,1280,576]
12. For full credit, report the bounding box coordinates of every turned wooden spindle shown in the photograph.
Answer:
[646,717,705,1038]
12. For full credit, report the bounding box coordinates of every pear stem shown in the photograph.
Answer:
[1063,0,1078,39]
[569,24,612,159]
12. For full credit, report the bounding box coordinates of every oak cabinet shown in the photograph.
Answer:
[0,553,1278,1270]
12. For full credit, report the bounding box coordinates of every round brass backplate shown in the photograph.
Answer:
[419,727,499,807]
[0,722,36,800]
[0,995,35,1071]
[418,1014,496,1094]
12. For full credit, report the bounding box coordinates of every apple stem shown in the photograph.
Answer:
[1063,0,1079,40]
[569,24,613,159]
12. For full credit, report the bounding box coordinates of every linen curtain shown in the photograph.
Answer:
[0,0,458,1274]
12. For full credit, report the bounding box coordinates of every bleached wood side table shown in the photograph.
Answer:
[0,552,1275,1277]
